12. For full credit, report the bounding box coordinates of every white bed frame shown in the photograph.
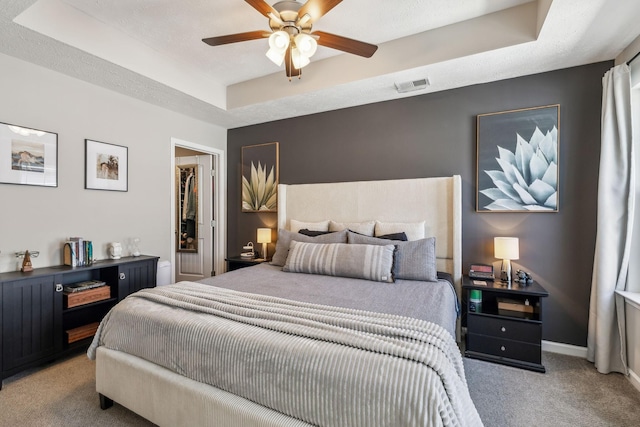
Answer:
[96,175,462,426]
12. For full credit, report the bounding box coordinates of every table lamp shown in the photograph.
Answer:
[257,228,272,260]
[494,237,519,283]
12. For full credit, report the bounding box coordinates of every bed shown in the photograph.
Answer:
[88,176,482,426]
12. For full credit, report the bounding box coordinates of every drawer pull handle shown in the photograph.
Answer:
[501,346,506,352]
[501,327,506,332]
[55,284,63,293]
[119,273,126,280]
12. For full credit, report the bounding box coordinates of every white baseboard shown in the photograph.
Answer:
[542,340,588,358]
[629,369,640,393]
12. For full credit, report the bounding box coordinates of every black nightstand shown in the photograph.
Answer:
[462,275,549,373]
[225,256,269,272]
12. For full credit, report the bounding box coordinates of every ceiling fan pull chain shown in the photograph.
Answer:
[288,45,292,82]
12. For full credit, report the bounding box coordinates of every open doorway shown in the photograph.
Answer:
[171,138,225,283]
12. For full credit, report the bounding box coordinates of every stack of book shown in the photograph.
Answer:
[63,237,93,267]
[63,280,105,293]
[63,280,110,308]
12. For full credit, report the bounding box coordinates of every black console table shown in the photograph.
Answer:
[0,255,158,389]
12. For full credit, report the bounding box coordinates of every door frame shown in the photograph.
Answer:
[170,137,226,282]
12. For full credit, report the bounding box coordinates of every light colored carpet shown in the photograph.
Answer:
[1,351,639,426]
[0,354,154,427]
[464,352,640,427]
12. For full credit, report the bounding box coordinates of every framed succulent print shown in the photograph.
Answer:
[241,142,279,212]
[476,105,560,212]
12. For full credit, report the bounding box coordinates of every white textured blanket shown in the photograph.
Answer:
[88,282,482,427]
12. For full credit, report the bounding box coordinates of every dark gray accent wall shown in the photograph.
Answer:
[227,61,612,347]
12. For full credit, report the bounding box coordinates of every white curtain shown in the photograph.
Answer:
[587,64,635,375]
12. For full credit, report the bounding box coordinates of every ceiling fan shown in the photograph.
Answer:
[202,0,378,80]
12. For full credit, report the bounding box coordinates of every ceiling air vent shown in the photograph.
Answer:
[394,78,430,94]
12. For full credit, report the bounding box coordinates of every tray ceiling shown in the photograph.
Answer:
[2,0,640,129]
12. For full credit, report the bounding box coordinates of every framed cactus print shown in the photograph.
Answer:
[241,142,279,212]
[476,105,560,212]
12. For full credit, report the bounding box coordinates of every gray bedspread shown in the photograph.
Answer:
[88,280,481,426]
[198,264,458,337]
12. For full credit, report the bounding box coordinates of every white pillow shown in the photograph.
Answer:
[289,219,330,233]
[375,220,425,241]
[329,220,375,236]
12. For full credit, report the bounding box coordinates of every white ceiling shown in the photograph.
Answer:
[1,0,640,129]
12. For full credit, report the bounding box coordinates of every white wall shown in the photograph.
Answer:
[625,298,640,391]
[0,52,226,273]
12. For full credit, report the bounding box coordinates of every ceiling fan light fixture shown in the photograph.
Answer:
[266,30,290,66]
[266,48,286,66]
[268,30,290,52]
[291,47,310,69]
[294,33,317,58]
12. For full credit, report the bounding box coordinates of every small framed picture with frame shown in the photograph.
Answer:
[0,121,58,187]
[85,139,128,192]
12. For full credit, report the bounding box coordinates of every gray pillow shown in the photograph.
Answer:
[271,229,348,266]
[283,241,395,283]
[347,231,437,282]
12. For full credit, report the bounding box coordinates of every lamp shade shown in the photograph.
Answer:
[268,31,289,52]
[494,237,519,260]
[266,49,285,66]
[266,31,290,66]
[291,47,311,69]
[257,228,272,244]
[294,33,317,58]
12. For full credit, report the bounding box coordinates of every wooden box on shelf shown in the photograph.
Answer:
[66,322,100,343]
[64,286,111,308]
[497,297,535,314]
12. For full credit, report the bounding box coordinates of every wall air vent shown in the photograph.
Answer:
[394,78,430,94]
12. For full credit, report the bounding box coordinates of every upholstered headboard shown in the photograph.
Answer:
[277,176,462,295]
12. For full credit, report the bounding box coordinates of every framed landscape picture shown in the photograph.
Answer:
[477,104,560,212]
[0,121,58,187]
[241,142,279,212]
[85,139,128,192]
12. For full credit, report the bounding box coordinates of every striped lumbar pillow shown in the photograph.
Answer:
[283,241,395,283]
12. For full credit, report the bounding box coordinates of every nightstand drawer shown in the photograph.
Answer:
[467,315,541,344]
[467,333,542,364]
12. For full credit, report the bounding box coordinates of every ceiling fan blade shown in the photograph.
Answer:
[202,30,269,46]
[312,31,378,58]
[297,0,342,24]
[245,0,280,19]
